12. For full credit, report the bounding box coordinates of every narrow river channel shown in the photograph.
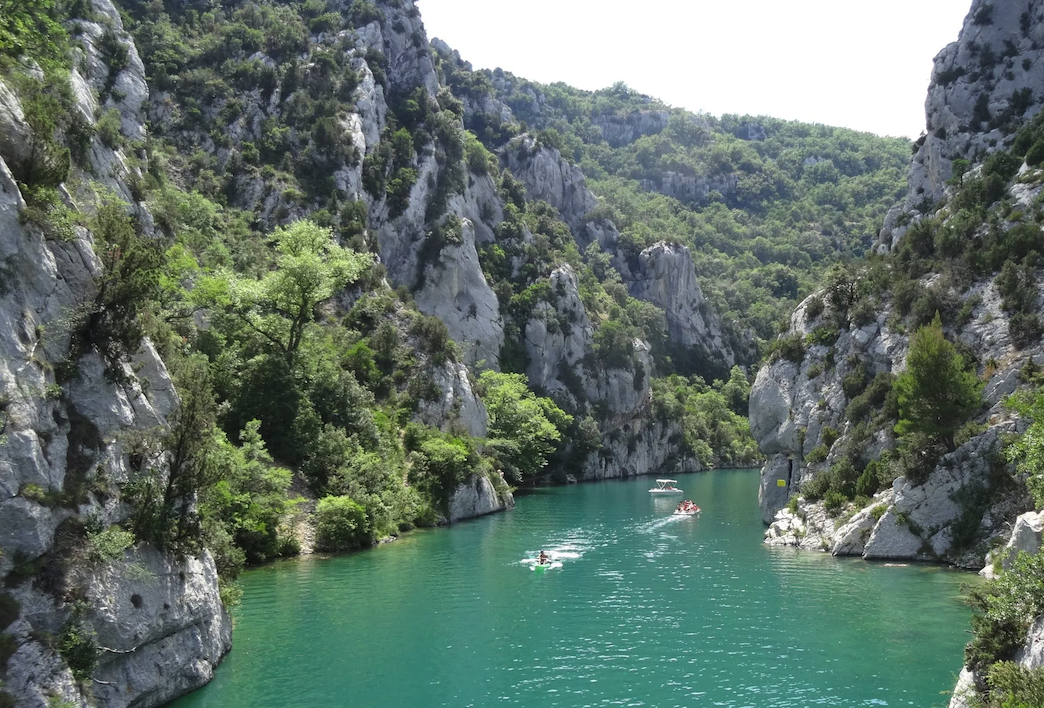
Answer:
[172,469,974,708]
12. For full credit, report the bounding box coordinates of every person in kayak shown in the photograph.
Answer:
[538,551,550,564]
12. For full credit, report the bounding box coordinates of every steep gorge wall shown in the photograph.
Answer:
[0,2,231,706]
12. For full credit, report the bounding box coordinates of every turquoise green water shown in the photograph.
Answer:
[173,470,974,708]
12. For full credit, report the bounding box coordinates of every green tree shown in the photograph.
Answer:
[125,355,216,553]
[894,314,982,451]
[478,371,572,483]
[315,495,370,551]
[200,420,294,565]
[223,220,371,365]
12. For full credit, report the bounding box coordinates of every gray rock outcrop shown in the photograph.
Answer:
[628,242,733,366]
[981,509,1044,579]
[905,0,1044,207]
[591,110,669,147]
[639,171,739,205]
[501,135,597,228]
[753,277,1039,563]
[448,474,513,523]
[414,218,505,369]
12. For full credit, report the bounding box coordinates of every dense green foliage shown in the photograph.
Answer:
[651,370,760,468]
[314,496,370,551]
[967,550,1044,682]
[478,371,572,483]
[894,314,983,456]
[983,661,1044,708]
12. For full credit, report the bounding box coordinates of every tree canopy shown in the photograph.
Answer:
[894,314,982,451]
[478,371,572,483]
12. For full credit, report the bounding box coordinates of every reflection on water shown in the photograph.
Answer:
[173,469,973,708]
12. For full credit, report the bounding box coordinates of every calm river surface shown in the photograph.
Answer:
[173,469,974,708]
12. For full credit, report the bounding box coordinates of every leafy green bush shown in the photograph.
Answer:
[823,490,847,516]
[87,525,135,563]
[768,334,805,364]
[805,444,829,464]
[1027,139,1044,167]
[805,326,839,346]
[315,495,371,551]
[804,295,825,321]
[967,550,1044,674]
[57,617,97,681]
[841,358,869,398]
[984,662,1044,708]
[802,473,830,502]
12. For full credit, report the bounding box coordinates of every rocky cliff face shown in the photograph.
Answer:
[754,0,1044,566]
[897,0,1044,215]
[0,1,233,704]
[752,280,1037,565]
[591,110,669,148]
[627,242,734,368]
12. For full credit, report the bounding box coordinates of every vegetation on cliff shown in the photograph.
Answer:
[438,56,910,345]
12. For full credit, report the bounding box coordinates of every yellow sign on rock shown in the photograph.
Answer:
[776,479,787,487]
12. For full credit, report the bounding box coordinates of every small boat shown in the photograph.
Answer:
[674,500,701,516]
[649,479,684,494]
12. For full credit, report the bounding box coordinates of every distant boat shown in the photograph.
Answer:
[649,479,684,494]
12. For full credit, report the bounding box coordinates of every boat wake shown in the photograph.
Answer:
[636,515,688,534]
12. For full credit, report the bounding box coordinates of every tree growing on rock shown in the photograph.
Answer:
[894,313,982,454]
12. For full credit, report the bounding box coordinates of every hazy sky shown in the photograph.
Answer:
[418,0,972,139]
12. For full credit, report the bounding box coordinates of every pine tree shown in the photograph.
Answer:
[894,313,982,451]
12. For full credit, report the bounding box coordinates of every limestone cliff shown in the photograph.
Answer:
[753,0,1044,568]
[883,0,1044,248]
[753,278,1036,566]
[0,2,231,705]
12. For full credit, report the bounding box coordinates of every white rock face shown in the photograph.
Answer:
[906,0,1044,205]
[0,79,31,176]
[947,668,978,708]
[414,218,505,369]
[639,171,738,205]
[415,360,488,438]
[581,415,700,481]
[752,276,1037,563]
[448,474,513,523]
[373,1,439,97]
[981,509,1044,579]
[0,12,233,699]
[628,242,733,366]
[591,110,669,147]
[83,549,231,708]
[758,457,796,525]
[501,135,597,227]
[525,265,593,407]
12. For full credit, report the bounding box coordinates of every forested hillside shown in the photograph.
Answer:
[435,48,911,345]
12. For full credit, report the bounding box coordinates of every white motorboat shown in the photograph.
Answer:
[649,479,683,494]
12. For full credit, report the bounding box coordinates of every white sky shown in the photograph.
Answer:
[418,0,972,139]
